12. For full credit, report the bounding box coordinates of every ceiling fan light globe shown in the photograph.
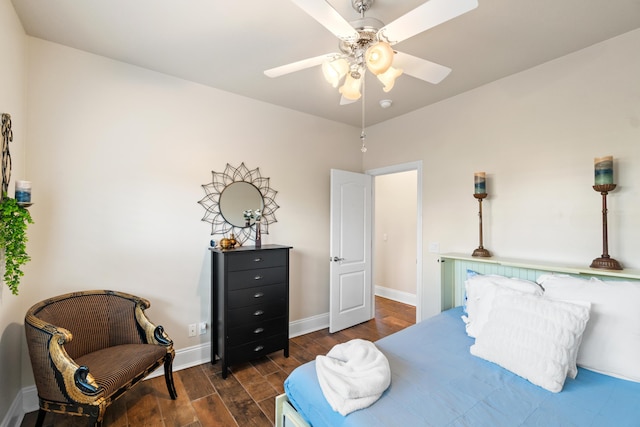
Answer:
[365,42,394,75]
[339,73,362,100]
[322,58,349,88]
[377,66,403,92]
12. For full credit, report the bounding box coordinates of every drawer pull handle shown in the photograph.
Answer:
[253,327,264,334]
[254,275,263,280]
[253,292,264,298]
[254,345,264,352]
[253,310,264,316]
[253,257,263,262]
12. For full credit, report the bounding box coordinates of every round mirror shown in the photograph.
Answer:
[219,182,264,227]
[199,163,279,244]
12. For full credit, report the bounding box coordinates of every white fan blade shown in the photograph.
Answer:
[393,51,451,84]
[264,54,334,78]
[289,0,358,40]
[380,0,478,45]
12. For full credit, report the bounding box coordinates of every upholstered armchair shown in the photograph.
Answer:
[24,290,177,427]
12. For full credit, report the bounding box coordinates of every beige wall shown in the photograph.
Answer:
[364,28,640,319]
[0,0,27,423]
[23,36,364,338]
[374,171,417,298]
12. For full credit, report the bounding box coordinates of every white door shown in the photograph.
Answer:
[329,169,373,333]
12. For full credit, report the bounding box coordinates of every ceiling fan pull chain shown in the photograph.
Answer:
[360,77,367,153]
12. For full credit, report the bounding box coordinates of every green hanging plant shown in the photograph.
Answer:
[0,195,33,295]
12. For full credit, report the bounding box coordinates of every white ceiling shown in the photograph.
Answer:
[11,0,640,127]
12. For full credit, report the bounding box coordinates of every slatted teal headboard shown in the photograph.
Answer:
[440,253,640,311]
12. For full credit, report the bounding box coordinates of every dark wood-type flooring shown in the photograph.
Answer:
[21,296,416,427]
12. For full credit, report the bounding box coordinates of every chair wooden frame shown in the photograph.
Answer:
[25,290,177,426]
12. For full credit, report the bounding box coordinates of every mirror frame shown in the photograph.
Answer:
[199,163,279,243]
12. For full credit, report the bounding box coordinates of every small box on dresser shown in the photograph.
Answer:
[210,244,292,378]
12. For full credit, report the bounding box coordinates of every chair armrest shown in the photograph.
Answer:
[26,315,105,404]
[49,327,106,403]
[134,300,173,348]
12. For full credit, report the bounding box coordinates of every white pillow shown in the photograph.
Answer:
[545,297,592,380]
[539,274,640,382]
[470,291,590,393]
[464,274,543,338]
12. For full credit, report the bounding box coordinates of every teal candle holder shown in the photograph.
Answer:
[474,172,486,194]
[594,157,614,185]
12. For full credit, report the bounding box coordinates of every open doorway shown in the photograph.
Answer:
[367,162,423,322]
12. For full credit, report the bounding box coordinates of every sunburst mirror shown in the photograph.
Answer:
[198,163,279,244]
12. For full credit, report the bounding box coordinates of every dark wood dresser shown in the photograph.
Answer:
[210,244,292,378]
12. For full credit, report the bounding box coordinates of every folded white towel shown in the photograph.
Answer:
[316,339,391,416]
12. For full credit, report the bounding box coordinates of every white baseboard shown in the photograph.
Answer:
[19,386,37,415]
[147,341,213,379]
[375,286,417,306]
[289,312,329,338]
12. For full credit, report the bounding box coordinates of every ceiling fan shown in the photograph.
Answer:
[264,0,478,102]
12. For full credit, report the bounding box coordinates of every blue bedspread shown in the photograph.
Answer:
[285,307,640,427]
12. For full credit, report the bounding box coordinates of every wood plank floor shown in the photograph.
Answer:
[21,296,416,427]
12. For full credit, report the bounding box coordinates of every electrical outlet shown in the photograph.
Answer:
[188,323,196,337]
[199,321,207,335]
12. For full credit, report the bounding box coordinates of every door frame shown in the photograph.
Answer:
[366,161,423,322]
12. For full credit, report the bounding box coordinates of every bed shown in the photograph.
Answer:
[275,256,640,427]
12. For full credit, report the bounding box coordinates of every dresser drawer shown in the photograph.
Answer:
[227,317,286,347]
[228,283,286,309]
[227,249,288,272]
[228,266,286,290]
[227,333,288,362]
[227,298,287,325]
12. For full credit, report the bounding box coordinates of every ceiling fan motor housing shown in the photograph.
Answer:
[338,16,385,63]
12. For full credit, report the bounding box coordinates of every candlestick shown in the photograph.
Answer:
[590,184,622,270]
[472,192,491,257]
